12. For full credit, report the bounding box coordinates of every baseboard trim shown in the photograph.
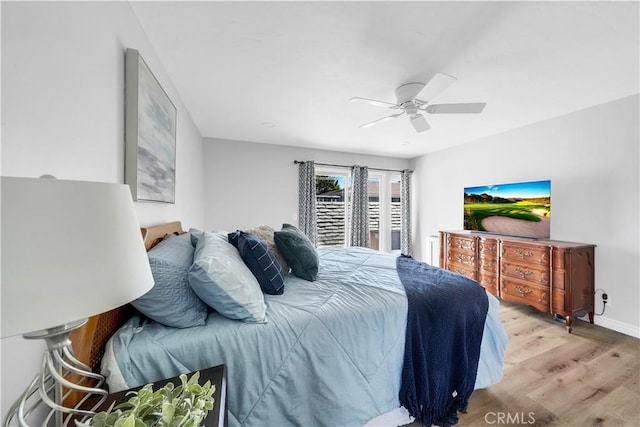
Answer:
[594,316,640,338]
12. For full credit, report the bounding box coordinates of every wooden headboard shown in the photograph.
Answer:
[70,221,185,375]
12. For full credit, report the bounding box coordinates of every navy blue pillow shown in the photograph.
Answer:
[228,231,285,295]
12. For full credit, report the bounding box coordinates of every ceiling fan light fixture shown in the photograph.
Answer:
[409,113,430,133]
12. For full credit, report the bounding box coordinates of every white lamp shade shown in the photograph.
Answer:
[1,177,154,338]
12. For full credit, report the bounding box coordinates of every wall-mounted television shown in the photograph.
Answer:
[464,180,551,239]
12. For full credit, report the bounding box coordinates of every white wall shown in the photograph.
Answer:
[411,95,640,337]
[1,2,204,418]
[202,138,411,232]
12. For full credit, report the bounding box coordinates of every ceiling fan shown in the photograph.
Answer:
[349,72,486,133]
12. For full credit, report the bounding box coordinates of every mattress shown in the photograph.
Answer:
[102,247,507,426]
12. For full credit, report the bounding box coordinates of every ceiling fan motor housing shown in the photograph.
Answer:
[400,101,419,115]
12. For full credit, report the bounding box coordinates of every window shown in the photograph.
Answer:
[368,176,381,251]
[315,172,348,247]
[315,168,403,253]
[370,172,401,253]
[390,174,402,252]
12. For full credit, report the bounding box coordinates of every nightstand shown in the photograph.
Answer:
[93,365,227,427]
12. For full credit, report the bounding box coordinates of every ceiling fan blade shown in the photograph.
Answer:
[425,103,486,114]
[349,97,399,109]
[359,112,404,128]
[409,114,430,133]
[414,72,457,103]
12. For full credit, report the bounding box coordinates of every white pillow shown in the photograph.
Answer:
[189,231,267,323]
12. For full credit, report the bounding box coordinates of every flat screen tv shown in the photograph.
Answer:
[464,179,551,239]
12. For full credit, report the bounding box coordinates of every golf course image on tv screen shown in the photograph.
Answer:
[464,180,551,239]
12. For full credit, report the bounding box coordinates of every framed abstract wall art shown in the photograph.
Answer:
[125,48,177,203]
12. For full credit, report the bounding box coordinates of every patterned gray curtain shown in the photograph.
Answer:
[401,169,412,256]
[349,165,370,248]
[298,161,317,245]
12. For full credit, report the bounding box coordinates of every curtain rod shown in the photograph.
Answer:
[293,160,412,174]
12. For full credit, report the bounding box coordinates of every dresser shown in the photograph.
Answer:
[439,231,595,332]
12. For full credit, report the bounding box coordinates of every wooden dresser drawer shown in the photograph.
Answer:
[478,271,499,296]
[501,261,550,286]
[447,251,476,268]
[478,238,498,259]
[447,234,476,254]
[441,232,478,280]
[501,241,550,266]
[447,264,477,280]
[479,255,497,271]
[500,278,550,313]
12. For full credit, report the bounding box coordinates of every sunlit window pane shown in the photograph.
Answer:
[316,174,347,247]
[391,176,401,251]
[368,177,380,250]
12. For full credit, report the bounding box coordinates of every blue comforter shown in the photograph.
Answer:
[101,247,507,426]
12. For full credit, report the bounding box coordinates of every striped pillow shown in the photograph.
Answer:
[228,231,285,295]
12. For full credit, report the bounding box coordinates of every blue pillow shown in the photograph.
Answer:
[189,228,203,246]
[274,224,319,281]
[189,232,267,323]
[228,231,285,295]
[132,233,208,328]
[245,225,290,274]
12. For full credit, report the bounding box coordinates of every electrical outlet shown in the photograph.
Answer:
[602,293,609,306]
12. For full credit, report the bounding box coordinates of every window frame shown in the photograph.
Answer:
[370,171,402,254]
[314,167,403,254]
[315,167,350,248]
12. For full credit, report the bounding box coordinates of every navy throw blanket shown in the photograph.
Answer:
[397,255,488,427]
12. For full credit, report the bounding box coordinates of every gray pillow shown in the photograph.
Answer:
[274,224,319,281]
[132,233,208,328]
[189,231,267,323]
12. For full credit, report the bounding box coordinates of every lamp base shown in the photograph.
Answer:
[3,319,108,427]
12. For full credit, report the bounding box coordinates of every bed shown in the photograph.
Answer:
[73,221,507,427]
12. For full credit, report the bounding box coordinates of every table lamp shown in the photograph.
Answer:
[1,176,155,426]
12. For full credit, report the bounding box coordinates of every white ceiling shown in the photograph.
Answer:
[130,1,639,159]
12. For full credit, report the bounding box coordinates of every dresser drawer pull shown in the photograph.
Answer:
[513,249,534,258]
[483,260,495,268]
[514,267,534,278]
[454,268,471,277]
[514,285,533,296]
[454,239,473,251]
[480,244,497,254]
[455,253,474,265]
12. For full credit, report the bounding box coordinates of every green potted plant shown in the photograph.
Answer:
[77,372,215,427]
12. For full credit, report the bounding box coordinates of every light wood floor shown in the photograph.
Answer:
[412,301,640,427]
